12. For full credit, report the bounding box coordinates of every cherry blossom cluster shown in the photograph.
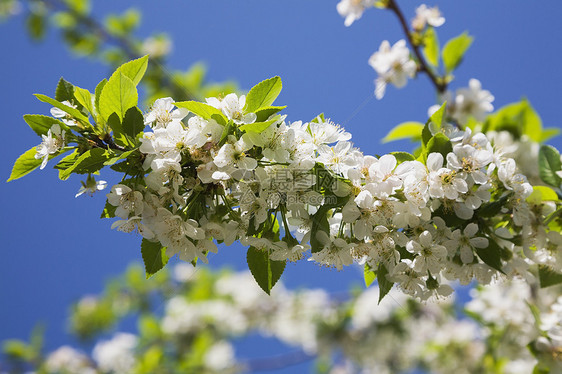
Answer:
[86,86,559,301]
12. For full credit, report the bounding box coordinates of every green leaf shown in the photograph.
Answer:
[26,12,46,41]
[429,101,447,129]
[60,148,112,179]
[23,115,66,136]
[244,76,283,113]
[104,149,136,166]
[538,145,562,187]
[442,32,473,73]
[421,102,447,148]
[382,122,424,143]
[100,200,117,219]
[99,71,138,122]
[122,107,145,140]
[478,196,508,218]
[539,127,561,142]
[423,27,439,67]
[533,363,551,374]
[117,55,149,86]
[141,239,169,279]
[55,77,75,102]
[364,263,376,288]
[310,113,325,124]
[484,99,546,141]
[7,147,71,182]
[239,116,279,133]
[310,206,331,254]
[34,94,89,123]
[246,246,286,295]
[219,120,234,147]
[475,237,504,273]
[174,101,225,121]
[527,186,560,205]
[54,150,79,180]
[538,265,562,288]
[73,86,94,116]
[95,79,107,116]
[426,133,453,160]
[7,147,42,182]
[390,151,415,164]
[254,106,286,122]
[376,264,393,304]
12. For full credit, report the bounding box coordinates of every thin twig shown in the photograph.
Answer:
[387,0,447,94]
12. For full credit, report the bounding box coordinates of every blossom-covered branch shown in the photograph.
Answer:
[7,52,562,304]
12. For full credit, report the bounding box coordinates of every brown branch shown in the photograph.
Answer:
[387,0,447,94]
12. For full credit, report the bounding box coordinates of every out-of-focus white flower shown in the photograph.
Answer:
[369,40,417,99]
[141,35,172,57]
[45,346,93,374]
[92,333,137,374]
[204,341,236,371]
[448,79,494,124]
[412,4,445,30]
[337,0,374,27]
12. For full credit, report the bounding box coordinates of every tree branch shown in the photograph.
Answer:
[387,0,447,94]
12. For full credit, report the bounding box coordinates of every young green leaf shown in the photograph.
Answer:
[23,115,66,137]
[7,147,71,182]
[429,101,447,128]
[527,186,560,205]
[174,101,225,121]
[59,148,112,179]
[421,102,447,147]
[73,86,95,116]
[99,71,138,122]
[34,94,89,123]
[382,122,424,143]
[141,239,169,279]
[117,55,149,86]
[239,116,279,133]
[538,145,562,187]
[103,149,136,166]
[55,77,75,103]
[254,106,287,122]
[390,152,416,164]
[364,263,376,288]
[100,201,117,219]
[54,150,80,180]
[426,133,453,160]
[246,246,286,295]
[244,76,283,113]
[442,32,473,73]
[7,147,42,182]
[94,79,107,116]
[423,27,440,67]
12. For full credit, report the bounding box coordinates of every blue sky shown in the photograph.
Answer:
[1,0,562,371]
